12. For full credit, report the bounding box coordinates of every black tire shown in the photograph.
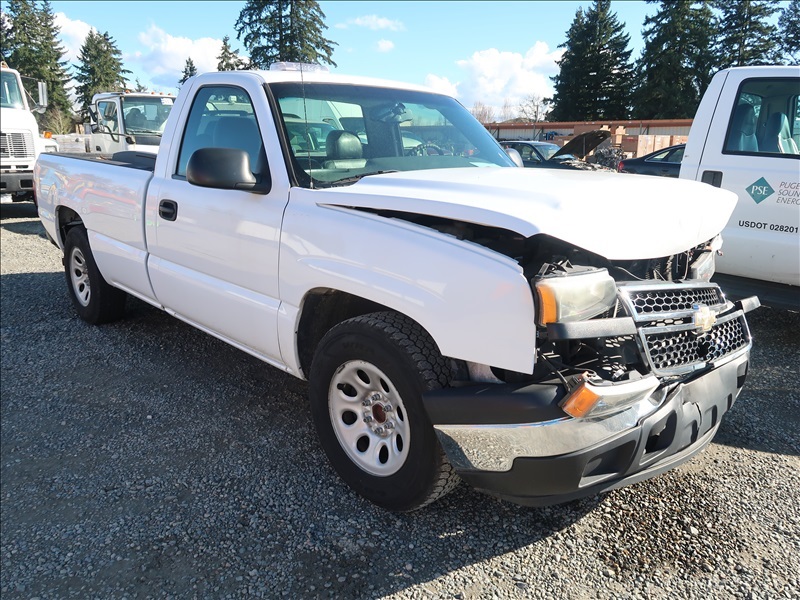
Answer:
[63,227,127,324]
[309,311,459,511]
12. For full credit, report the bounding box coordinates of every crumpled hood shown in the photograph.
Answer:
[308,167,738,260]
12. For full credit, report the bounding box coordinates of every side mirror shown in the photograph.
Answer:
[186,147,271,194]
[31,81,48,113]
[505,147,524,168]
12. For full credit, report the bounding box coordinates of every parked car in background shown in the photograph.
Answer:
[618,144,685,177]
[502,130,612,171]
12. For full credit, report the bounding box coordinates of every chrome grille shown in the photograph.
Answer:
[621,284,725,321]
[618,282,750,377]
[0,132,34,160]
[641,313,749,376]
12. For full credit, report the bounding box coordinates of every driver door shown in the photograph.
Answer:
[144,80,291,365]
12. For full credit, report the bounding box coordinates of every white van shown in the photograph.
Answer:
[680,66,799,310]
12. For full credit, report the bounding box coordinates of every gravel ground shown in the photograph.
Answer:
[1,201,799,599]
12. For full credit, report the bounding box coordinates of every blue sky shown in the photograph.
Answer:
[21,1,785,112]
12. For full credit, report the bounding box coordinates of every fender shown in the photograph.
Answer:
[278,198,537,375]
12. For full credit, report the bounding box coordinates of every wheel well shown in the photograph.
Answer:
[57,207,83,246]
[297,290,391,377]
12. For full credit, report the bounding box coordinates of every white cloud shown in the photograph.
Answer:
[424,74,459,98]
[376,39,395,53]
[54,13,92,64]
[336,15,405,31]
[133,24,227,89]
[430,42,564,112]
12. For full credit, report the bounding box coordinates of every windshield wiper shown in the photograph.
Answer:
[323,170,400,187]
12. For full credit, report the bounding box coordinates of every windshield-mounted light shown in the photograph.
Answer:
[535,268,617,325]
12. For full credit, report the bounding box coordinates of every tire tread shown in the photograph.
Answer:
[329,311,460,510]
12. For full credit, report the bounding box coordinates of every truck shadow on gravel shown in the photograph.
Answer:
[2,271,797,598]
[0,201,38,220]
[0,202,49,239]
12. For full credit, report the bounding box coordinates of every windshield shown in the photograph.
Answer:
[533,142,562,160]
[121,95,174,134]
[269,82,515,187]
[0,70,26,109]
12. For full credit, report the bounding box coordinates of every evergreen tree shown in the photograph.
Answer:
[778,0,800,65]
[714,0,780,67]
[633,1,716,119]
[73,30,130,117]
[36,1,73,125]
[178,57,198,85]
[235,0,337,69]
[217,35,247,71]
[548,8,592,121]
[1,0,72,129]
[134,78,148,92]
[549,0,633,121]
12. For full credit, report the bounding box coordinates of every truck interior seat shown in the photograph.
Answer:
[324,130,367,169]
[195,120,217,149]
[726,103,759,153]
[761,112,799,154]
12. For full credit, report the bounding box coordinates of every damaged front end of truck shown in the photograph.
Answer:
[423,231,758,505]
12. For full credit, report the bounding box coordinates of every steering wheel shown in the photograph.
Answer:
[408,143,445,156]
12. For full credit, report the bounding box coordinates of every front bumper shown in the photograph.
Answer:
[0,170,35,195]
[425,348,750,507]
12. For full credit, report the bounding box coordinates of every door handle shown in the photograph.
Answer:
[701,170,723,188]
[159,199,178,221]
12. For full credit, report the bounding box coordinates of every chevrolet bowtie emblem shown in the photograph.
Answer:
[692,304,717,332]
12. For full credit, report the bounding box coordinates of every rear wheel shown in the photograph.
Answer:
[309,312,459,511]
[64,227,127,324]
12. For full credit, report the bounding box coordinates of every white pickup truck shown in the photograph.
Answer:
[680,65,799,310]
[36,65,758,511]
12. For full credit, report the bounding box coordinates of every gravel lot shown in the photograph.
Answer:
[2,201,799,599]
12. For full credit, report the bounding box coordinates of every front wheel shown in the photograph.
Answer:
[309,312,459,511]
[63,227,127,324]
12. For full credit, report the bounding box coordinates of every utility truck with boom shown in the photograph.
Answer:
[36,65,758,511]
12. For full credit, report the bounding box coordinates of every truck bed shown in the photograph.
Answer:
[52,151,156,171]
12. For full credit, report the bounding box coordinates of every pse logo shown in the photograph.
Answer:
[746,177,775,204]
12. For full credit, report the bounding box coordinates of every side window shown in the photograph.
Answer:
[668,146,685,163]
[794,97,800,149]
[646,149,671,162]
[724,78,800,157]
[176,85,264,177]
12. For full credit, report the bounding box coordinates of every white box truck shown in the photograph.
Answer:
[0,60,50,203]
